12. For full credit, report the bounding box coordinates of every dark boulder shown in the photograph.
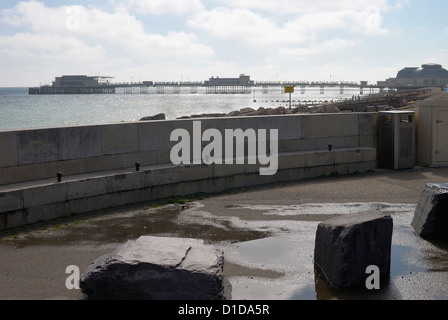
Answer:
[314,210,393,289]
[412,183,448,240]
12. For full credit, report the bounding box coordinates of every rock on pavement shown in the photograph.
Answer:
[314,210,393,289]
[80,236,225,300]
[412,183,448,240]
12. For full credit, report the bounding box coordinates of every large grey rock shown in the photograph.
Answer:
[412,183,448,240]
[80,236,225,300]
[314,210,393,289]
[239,107,256,115]
[140,113,166,121]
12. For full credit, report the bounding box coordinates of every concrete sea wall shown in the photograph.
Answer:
[0,113,378,230]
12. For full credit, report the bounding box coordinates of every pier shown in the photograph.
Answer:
[28,80,385,95]
[28,75,392,95]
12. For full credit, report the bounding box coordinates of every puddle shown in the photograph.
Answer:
[1,203,270,248]
[229,202,417,216]
[223,236,314,271]
[391,245,426,276]
[221,236,317,300]
[222,236,430,300]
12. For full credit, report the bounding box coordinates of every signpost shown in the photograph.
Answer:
[285,86,294,109]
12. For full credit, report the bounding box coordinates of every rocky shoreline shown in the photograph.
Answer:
[140,87,441,122]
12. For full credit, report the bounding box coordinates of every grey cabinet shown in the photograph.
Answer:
[379,111,415,170]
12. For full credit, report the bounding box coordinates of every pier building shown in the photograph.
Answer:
[29,75,116,94]
[203,74,254,94]
[52,75,113,87]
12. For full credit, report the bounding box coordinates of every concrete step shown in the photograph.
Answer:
[0,147,376,231]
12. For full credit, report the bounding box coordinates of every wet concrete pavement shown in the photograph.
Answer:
[1,167,447,300]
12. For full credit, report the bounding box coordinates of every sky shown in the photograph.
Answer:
[0,0,447,87]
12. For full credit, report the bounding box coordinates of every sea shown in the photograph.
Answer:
[0,86,375,131]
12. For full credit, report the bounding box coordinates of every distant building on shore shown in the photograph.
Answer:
[378,63,448,88]
[204,74,254,87]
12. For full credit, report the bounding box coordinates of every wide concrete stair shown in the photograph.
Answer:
[0,113,378,230]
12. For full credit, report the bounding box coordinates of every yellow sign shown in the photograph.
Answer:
[284,86,295,93]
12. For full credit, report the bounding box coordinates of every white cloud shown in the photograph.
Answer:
[188,2,390,48]
[0,1,214,63]
[217,0,391,14]
[354,5,389,35]
[0,33,106,62]
[121,0,204,15]
[188,7,306,46]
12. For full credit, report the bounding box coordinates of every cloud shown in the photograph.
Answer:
[120,0,204,15]
[216,0,392,14]
[355,5,389,35]
[0,1,214,65]
[188,2,390,48]
[188,7,307,46]
[0,33,106,62]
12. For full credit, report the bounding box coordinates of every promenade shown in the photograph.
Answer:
[0,166,447,300]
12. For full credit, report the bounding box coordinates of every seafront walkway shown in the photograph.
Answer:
[1,166,447,300]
